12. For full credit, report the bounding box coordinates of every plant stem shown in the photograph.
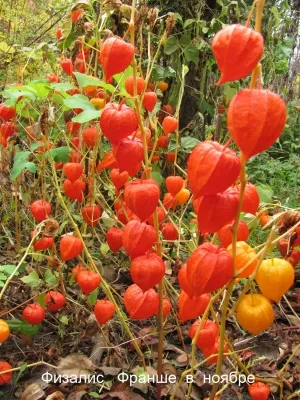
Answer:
[249,0,265,89]
[0,226,42,301]
[128,0,166,390]
[209,281,235,400]
[0,361,57,376]
[231,153,247,275]
[49,159,146,368]
[174,65,186,165]
[209,2,266,397]
[187,288,225,398]
[280,342,300,374]
[229,226,275,316]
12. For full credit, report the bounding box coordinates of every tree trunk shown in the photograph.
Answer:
[147,0,218,129]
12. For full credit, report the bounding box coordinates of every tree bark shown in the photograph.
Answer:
[147,0,218,129]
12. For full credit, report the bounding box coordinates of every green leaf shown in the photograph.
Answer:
[15,363,28,382]
[224,83,238,105]
[152,65,176,81]
[7,319,41,336]
[0,41,15,53]
[73,214,83,223]
[51,82,76,92]
[37,293,46,307]
[256,184,274,204]
[164,66,176,78]
[64,94,96,111]
[0,264,19,276]
[44,270,59,286]
[20,108,31,118]
[60,32,78,50]
[164,36,179,55]
[10,151,37,180]
[174,13,183,25]
[89,393,100,399]
[71,0,92,10]
[46,147,70,163]
[87,289,98,305]
[60,316,69,325]
[184,45,199,64]
[61,16,72,40]
[100,242,110,254]
[14,151,31,163]
[53,92,66,105]
[72,109,100,123]
[178,34,199,64]
[30,79,49,84]
[3,89,36,106]
[27,82,51,99]
[114,66,133,90]
[21,271,41,287]
[199,99,214,116]
[183,65,189,77]
[31,142,43,151]
[151,171,163,186]
[179,34,191,48]
[184,19,196,29]
[169,136,199,152]
[181,136,200,151]
[152,65,165,81]
[0,273,6,281]
[73,72,115,92]
[240,213,259,230]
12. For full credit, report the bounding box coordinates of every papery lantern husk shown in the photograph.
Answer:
[212,24,264,85]
[130,252,165,292]
[124,179,160,222]
[197,188,239,233]
[106,227,123,253]
[188,320,219,349]
[218,220,249,247]
[236,294,274,334]
[186,243,234,296]
[187,141,240,198]
[60,235,83,261]
[100,103,138,143]
[124,284,159,319]
[100,37,135,80]
[239,182,260,215]
[113,137,144,174]
[227,89,287,159]
[122,220,157,259]
[178,291,210,322]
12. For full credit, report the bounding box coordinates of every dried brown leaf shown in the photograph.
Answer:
[67,391,87,400]
[286,314,300,326]
[45,392,65,400]
[130,366,157,394]
[43,219,59,237]
[40,108,49,136]
[90,332,105,365]
[83,314,99,340]
[57,354,95,378]
[162,362,176,376]
[164,381,187,400]
[99,382,145,399]
[164,344,186,355]
[99,367,122,377]
[279,211,300,234]
[21,384,45,400]
[176,353,188,366]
